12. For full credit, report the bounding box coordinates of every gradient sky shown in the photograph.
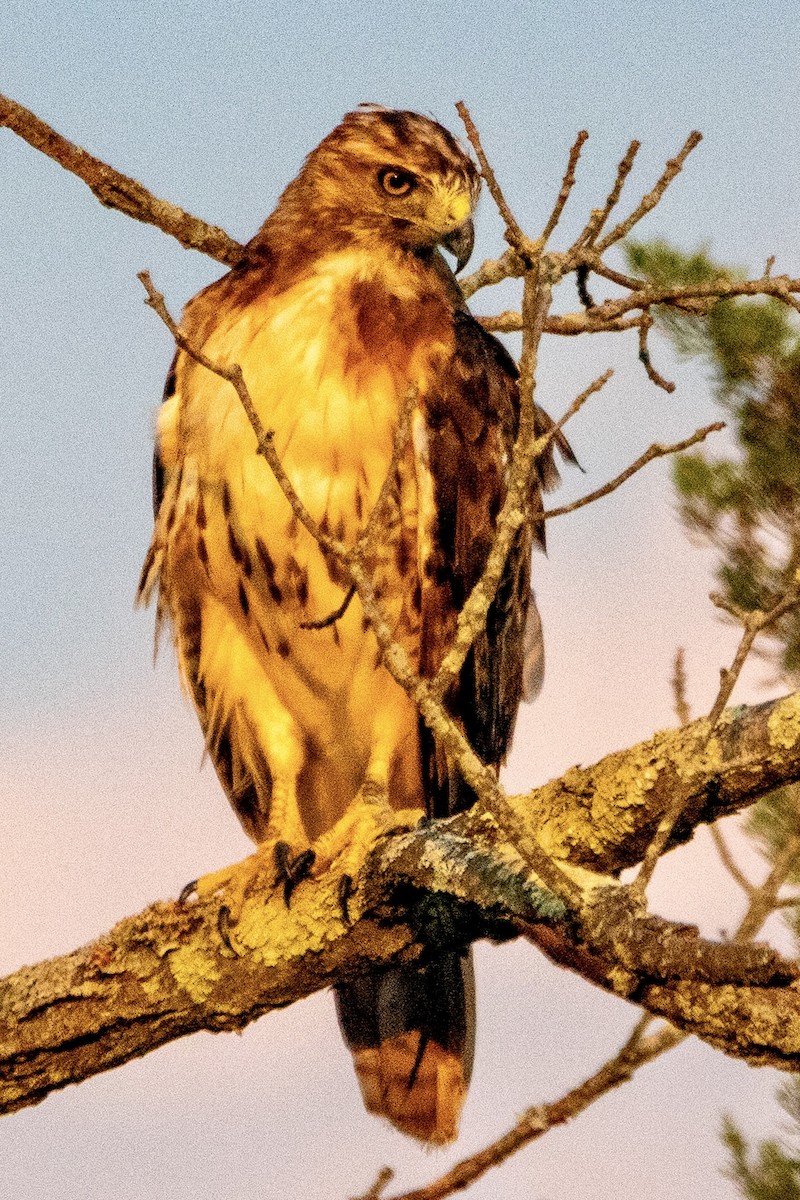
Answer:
[3,1,800,1197]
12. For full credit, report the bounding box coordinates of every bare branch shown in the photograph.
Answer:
[353,385,418,560]
[734,834,800,943]
[671,647,691,726]
[706,585,800,733]
[573,139,641,252]
[633,582,800,896]
[1,92,243,265]
[459,248,524,300]
[638,311,676,393]
[512,690,800,876]
[430,283,555,702]
[545,422,725,521]
[455,101,539,262]
[481,273,800,336]
[595,130,703,252]
[540,129,590,243]
[138,272,344,561]
[6,692,800,1121]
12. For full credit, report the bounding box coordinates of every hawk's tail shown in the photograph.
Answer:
[335,951,475,1145]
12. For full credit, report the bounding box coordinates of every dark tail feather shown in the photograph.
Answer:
[335,951,475,1145]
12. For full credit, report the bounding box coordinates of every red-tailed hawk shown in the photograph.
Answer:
[139,106,572,1144]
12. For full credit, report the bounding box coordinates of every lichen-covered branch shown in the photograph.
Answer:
[5,692,800,1119]
[506,691,800,874]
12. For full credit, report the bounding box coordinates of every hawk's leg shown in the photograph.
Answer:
[314,710,421,922]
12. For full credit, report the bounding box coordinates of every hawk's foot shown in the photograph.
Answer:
[180,836,314,931]
[315,786,421,924]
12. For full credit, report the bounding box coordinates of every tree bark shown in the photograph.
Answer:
[4,692,800,1118]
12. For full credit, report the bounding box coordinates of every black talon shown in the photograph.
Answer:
[217,905,240,954]
[338,873,354,923]
[274,842,315,907]
[179,879,198,904]
[274,841,292,882]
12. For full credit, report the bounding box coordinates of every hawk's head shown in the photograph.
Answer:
[276,106,481,272]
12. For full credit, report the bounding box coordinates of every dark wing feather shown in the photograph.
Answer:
[419,306,571,818]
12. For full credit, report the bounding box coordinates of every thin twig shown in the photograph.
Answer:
[671,647,691,726]
[455,101,537,260]
[591,261,646,291]
[481,273,800,336]
[711,824,755,898]
[300,584,356,630]
[540,129,590,243]
[351,1167,395,1200]
[596,131,703,252]
[633,582,800,896]
[638,312,676,393]
[551,369,614,438]
[545,422,725,520]
[138,273,343,560]
[353,386,418,559]
[706,586,800,733]
[430,281,553,702]
[480,311,647,335]
[1,92,243,266]
[734,834,800,942]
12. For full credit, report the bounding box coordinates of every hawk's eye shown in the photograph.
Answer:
[378,167,416,196]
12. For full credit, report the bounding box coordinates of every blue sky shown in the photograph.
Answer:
[3,1,799,1196]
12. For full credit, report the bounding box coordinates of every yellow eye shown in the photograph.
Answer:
[378,167,416,196]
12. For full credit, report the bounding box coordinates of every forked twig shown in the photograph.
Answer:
[456,100,537,261]
[545,422,725,520]
[705,588,800,733]
[633,582,800,896]
[595,130,703,252]
[573,139,640,252]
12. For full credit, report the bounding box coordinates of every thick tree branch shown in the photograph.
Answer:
[5,693,800,1118]
[510,691,800,874]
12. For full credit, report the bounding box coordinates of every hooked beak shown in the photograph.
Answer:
[441,217,475,274]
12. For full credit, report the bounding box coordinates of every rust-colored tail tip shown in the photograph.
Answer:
[353,1032,468,1145]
